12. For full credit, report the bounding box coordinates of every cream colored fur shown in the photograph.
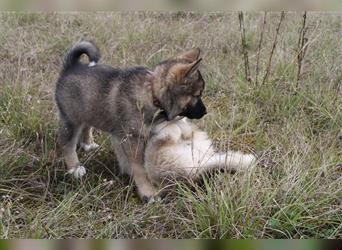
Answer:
[144,118,256,186]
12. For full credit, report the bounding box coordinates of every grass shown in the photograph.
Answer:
[0,12,341,239]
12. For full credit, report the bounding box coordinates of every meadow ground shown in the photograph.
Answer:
[0,12,341,238]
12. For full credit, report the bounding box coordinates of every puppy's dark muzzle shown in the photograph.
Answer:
[180,99,207,120]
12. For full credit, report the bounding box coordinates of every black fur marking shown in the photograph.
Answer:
[179,98,207,119]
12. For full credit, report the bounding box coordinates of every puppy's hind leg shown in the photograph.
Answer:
[223,151,256,171]
[198,151,256,176]
[58,120,86,178]
[80,126,99,152]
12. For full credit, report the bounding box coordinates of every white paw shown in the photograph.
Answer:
[80,142,99,152]
[68,165,86,178]
[88,61,96,67]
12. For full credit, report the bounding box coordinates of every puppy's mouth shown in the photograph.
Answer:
[156,110,169,122]
[160,110,168,118]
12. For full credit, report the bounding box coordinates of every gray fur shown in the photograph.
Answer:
[55,41,207,202]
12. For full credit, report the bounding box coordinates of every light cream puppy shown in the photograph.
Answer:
[145,118,256,187]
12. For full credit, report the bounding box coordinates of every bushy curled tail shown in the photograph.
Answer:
[63,40,101,71]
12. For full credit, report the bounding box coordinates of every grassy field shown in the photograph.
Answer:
[0,12,341,239]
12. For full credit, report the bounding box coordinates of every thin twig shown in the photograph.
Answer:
[255,11,267,86]
[261,11,285,85]
[238,11,252,83]
[296,11,308,87]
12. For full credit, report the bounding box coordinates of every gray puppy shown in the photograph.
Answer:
[55,41,206,202]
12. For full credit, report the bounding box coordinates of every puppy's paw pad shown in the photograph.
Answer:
[81,143,99,152]
[68,166,86,178]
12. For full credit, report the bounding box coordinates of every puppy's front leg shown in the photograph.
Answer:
[131,161,159,203]
[120,139,159,203]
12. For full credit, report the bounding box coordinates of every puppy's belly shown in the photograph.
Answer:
[86,116,117,133]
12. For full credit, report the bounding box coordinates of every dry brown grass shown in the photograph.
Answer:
[0,12,341,238]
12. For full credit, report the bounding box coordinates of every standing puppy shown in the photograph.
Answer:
[55,41,207,202]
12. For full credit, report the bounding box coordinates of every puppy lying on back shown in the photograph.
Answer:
[144,118,256,187]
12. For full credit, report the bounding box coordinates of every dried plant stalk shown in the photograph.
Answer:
[296,11,308,86]
[255,11,267,86]
[262,11,285,85]
[238,11,252,83]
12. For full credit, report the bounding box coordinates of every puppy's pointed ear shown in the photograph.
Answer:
[169,58,202,82]
[185,58,202,78]
[178,48,201,62]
